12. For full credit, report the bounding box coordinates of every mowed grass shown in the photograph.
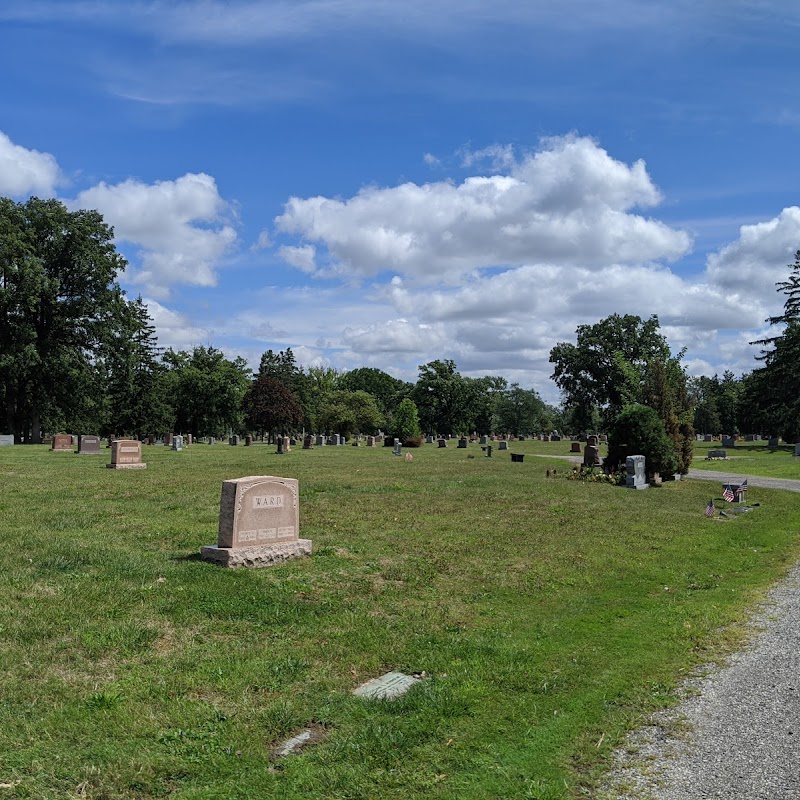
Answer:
[1,441,800,799]
[690,440,800,479]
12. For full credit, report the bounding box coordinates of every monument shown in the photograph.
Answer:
[201,476,312,568]
[107,439,147,470]
[77,435,101,455]
[625,455,648,489]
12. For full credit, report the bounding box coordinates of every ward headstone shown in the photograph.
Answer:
[201,476,311,568]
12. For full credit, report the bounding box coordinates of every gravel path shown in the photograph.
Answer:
[601,563,800,799]
[686,469,800,493]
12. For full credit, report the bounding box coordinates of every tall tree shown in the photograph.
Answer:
[242,376,304,440]
[494,384,550,435]
[339,367,410,413]
[317,390,383,437]
[0,197,128,442]
[412,360,474,435]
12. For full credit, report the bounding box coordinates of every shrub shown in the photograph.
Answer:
[393,398,422,441]
[402,436,424,448]
[607,403,678,477]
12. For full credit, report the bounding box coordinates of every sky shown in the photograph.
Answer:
[2,1,800,403]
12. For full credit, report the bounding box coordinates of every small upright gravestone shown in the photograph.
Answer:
[480,435,488,445]
[498,440,509,451]
[172,435,183,451]
[165,433,174,447]
[245,435,253,446]
[794,443,800,457]
[704,434,713,442]
[438,438,447,448]
[303,434,314,449]
[426,435,435,444]
[283,436,291,452]
[276,437,284,454]
[769,437,779,447]
[457,437,468,449]
[0,434,14,446]
[331,434,340,446]
[316,435,325,447]
[51,434,73,452]
[393,438,402,456]
[229,436,239,446]
[721,436,736,448]
[208,437,216,446]
[570,442,581,453]
[583,443,602,467]
[367,436,375,447]
[77,435,101,455]
[201,476,311,568]
[107,439,146,470]
[625,455,648,489]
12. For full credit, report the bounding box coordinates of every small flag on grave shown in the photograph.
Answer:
[723,485,735,503]
[705,498,715,517]
[736,478,748,501]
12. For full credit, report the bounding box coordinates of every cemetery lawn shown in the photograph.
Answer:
[2,443,800,799]
[691,440,800,479]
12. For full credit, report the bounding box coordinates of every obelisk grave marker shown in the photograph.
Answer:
[201,476,312,568]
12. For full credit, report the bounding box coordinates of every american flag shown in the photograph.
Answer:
[723,485,735,503]
[736,479,748,501]
[705,499,715,517]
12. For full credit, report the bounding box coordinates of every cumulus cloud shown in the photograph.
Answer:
[705,206,800,305]
[278,244,317,273]
[275,135,691,280]
[341,319,449,354]
[0,131,62,197]
[142,298,211,350]
[73,173,237,298]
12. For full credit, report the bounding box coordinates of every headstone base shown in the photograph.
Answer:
[106,462,147,470]
[625,482,648,490]
[201,539,312,568]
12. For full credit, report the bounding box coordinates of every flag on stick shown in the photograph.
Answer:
[736,478,748,501]
[705,499,715,517]
[723,485,735,503]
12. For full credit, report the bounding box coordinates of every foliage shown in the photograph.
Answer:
[317,389,383,437]
[494,383,550,434]
[607,403,679,476]
[393,397,422,441]
[549,314,672,429]
[242,375,304,438]
[0,196,129,441]
[339,367,411,413]
[412,360,479,434]
[163,346,250,437]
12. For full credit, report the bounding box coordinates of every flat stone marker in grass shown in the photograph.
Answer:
[201,476,312,568]
[353,671,421,700]
[107,439,147,470]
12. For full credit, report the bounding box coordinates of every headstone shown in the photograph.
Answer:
[704,434,713,442]
[570,442,581,453]
[186,434,192,445]
[165,432,174,447]
[426,435,434,444]
[229,436,239,446]
[172,435,183,451]
[486,445,493,457]
[721,436,736,448]
[438,438,447,448]
[769,437,779,447]
[393,439,402,456]
[0,434,14,446]
[498,440,509,451]
[283,436,291,452]
[587,435,599,447]
[353,671,421,700]
[303,434,314,449]
[245,435,253,446]
[201,476,311,568]
[77,435,101,455]
[510,453,524,463]
[458,437,468,448]
[107,439,146,470]
[51,434,73,452]
[745,434,754,442]
[316,435,325,447]
[366,436,375,447]
[706,449,727,460]
[599,434,608,443]
[276,437,284,454]
[480,435,488,445]
[583,444,602,467]
[794,443,800,457]
[331,434,340,446]
[147,435,155,445]
[625,455,648,489]
[549,434,561,442]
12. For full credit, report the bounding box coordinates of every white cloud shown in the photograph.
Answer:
[705,206,800,305]
[0,131,62,197]
[341,319,449,353]
[458,142,516,170]
[278,244,317,273]
[142,298,211,351]
[73,173,237,298]
[275,135,691,281]
[423,152,441,167]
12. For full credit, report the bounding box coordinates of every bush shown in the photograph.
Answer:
[607,403,678,477]
[393,398,422,441]
[402,436,424,448]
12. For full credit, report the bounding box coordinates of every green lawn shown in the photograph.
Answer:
[690,439,800,479]
[1,440,799,799]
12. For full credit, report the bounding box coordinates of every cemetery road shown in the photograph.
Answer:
[686,468,800,493]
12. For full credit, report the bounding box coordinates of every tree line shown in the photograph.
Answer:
[2,197,798,450]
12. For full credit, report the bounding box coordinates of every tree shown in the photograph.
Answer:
[163,346,250,437]
[0,197,128,441]
[412,360,475,435]
[339,367,410,413]
[102,297,173,438]
[494,384,550,435]
[242,376,304,440]
[392,398,422,441]
[549,314,672,429]
[607,403,678,477]
[317,390,383,438]
[747,252,800,440]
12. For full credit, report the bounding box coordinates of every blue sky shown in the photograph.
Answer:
[2,1,800,402]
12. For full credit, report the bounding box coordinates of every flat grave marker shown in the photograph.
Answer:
[353,671,421,700]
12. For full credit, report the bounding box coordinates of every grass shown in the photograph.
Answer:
[690,439,800,479]
[0,439,799,798]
